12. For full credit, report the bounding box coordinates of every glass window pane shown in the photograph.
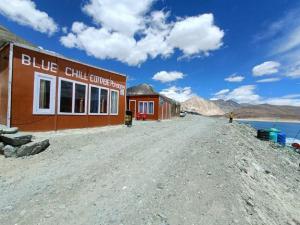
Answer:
[100,89,108,113]
[75,84,86,113]
[144,102,148,114]
[139,102,143,113]
[110,91,118,114]
[149,102,154,114]
[90,87,99,113]
[60,80,73,113]
[39,79,50,109]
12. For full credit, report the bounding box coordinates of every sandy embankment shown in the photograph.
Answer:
[0,115,299,225]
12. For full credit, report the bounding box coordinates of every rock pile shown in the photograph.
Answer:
[0,126,50,158]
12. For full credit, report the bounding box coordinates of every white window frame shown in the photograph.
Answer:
[88,84,109,115]
[148,101,154,115]
[33,72,56,115]
[138,101,144,114]
[110,89,119,116]
[58,77,88,115]
[138,101,154,115]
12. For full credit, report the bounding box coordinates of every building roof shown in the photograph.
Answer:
[127,83,180,105]
[0,25,35,48]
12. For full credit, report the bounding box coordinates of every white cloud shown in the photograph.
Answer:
[286,62,300,78]
[252,61,281,76]
[213,85,300,106]
[60,0,224,66]
[0,0,58,35]
[256,77,281,83]
[160,86,195,102]
[272,27,300,55]
[224,74,245,82]
[167,14,224,56]
[264,94,300,107]
[82,0,153,36]
[213,85,261,104]
[152,71,184,83]
[214,89,230,96]
[255,7,300,56]
[255,7,300,81]
[62,26,68,34]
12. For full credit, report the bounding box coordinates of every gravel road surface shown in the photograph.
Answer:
[0,115,299,225]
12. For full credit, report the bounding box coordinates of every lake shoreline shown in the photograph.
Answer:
[235,118,300,124]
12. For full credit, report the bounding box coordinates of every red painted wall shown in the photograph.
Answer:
[10,45,126,131]
[0,45,9,125]
[127,95,159,120]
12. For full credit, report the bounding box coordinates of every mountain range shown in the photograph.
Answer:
[181,96,224,116]
[181,96,300,121]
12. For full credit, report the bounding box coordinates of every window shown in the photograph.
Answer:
[89,85,109,115]
[138,102,144,113]
[100,89,108,114]
[33,72,56,114]
[75,84,86,113]
[58,78,87,114]
[138,101,154,114]
[148,102,154,114]
[60,80,73,113]
[90,87,99,114]
[110,90,119,115]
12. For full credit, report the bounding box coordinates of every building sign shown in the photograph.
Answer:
[21,53,126,91]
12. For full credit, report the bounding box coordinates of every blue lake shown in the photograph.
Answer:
[239,120,300,139]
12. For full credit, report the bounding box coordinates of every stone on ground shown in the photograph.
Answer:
[1,134,32,146]
[0,142,4,153]
[0,126,19,134]
[3,145,17,158]
[16,139,50,157]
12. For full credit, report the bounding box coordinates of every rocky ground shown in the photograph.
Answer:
[0,115,299,225]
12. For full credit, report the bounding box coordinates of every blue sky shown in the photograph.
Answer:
[1,0,300,105]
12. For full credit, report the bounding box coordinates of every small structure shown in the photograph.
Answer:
[0,42,126,131]
[127,84,180,120]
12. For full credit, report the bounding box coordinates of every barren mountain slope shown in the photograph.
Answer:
[212,99,241,113]
[231,104,300,120]
[182,96,225,116]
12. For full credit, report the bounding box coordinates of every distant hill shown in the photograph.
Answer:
[127,83,158,96]
[231,104,300,120]
[181,96,225,116]
[182,96,300,120]
[211,99,241,113]
[0,24,35,47]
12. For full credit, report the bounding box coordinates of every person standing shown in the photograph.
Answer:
[229,112,234,123]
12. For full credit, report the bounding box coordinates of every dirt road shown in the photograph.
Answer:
[0,116,299,225]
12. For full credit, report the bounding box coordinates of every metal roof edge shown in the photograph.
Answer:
[0,41,10,52]
[127,93,159,97]
[11,42,127,78]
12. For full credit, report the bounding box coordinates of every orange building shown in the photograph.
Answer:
[127,84,180,120]
[0,42,127,131]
